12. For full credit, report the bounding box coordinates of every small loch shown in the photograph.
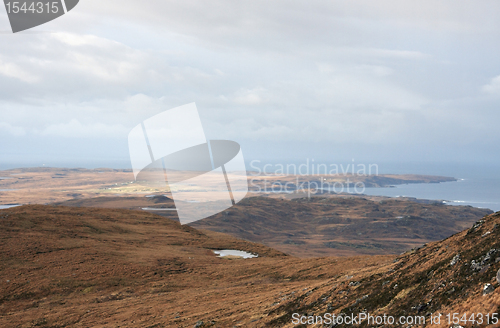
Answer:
[0,205,21,209]
[213,250,258,259]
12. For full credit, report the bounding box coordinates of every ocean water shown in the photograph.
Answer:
[360,162,500,212]
[361,178,500,212]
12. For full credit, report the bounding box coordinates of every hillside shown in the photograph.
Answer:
[55,195,492,257]
[266,211,500,328]
[191,196,492,257]
[0,205,498,327]
[0,205,390,327]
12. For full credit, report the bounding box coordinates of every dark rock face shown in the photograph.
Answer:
[470,248,499,272]
[497,268,500,285]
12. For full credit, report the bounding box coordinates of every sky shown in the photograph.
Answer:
[1,1,500,171]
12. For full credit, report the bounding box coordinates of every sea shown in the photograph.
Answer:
[361,178,500,212]
[360,162,500,212]
[249,160,500,213]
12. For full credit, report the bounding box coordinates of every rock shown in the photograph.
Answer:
[482,249,498,264]
[416,303,428,312]
[194,320,204,328]
[354,295,368,305]
[468,220,485,234]
[483,283,495,296]
[479,264,490,274]
[450,254,460,266]
[497,269,500,285]
[471,260,482,271]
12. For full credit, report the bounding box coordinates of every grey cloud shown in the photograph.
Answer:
[482,75,500,95]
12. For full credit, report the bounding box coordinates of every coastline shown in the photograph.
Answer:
[0,167,457,206]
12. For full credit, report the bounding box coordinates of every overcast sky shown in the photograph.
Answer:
[1,1,500,170]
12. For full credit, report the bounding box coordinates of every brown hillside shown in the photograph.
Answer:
[55,195,492,258]
[267,212,500,327]
[0,205,391,328]
[0,205,498,327]
[192,196,492,257]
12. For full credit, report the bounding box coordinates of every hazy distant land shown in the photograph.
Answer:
[0,167,456,205]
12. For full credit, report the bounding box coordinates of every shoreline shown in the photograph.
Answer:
[1,167,498,212]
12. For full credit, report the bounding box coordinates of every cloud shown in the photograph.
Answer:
[482,75,500,95]
[72,0,500,51]
[232,88,269,105]
[0,58,39,83]
[0,32,221,104]
[333,48,431,61]
[0,122,26,136]
[38,119,129,138]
